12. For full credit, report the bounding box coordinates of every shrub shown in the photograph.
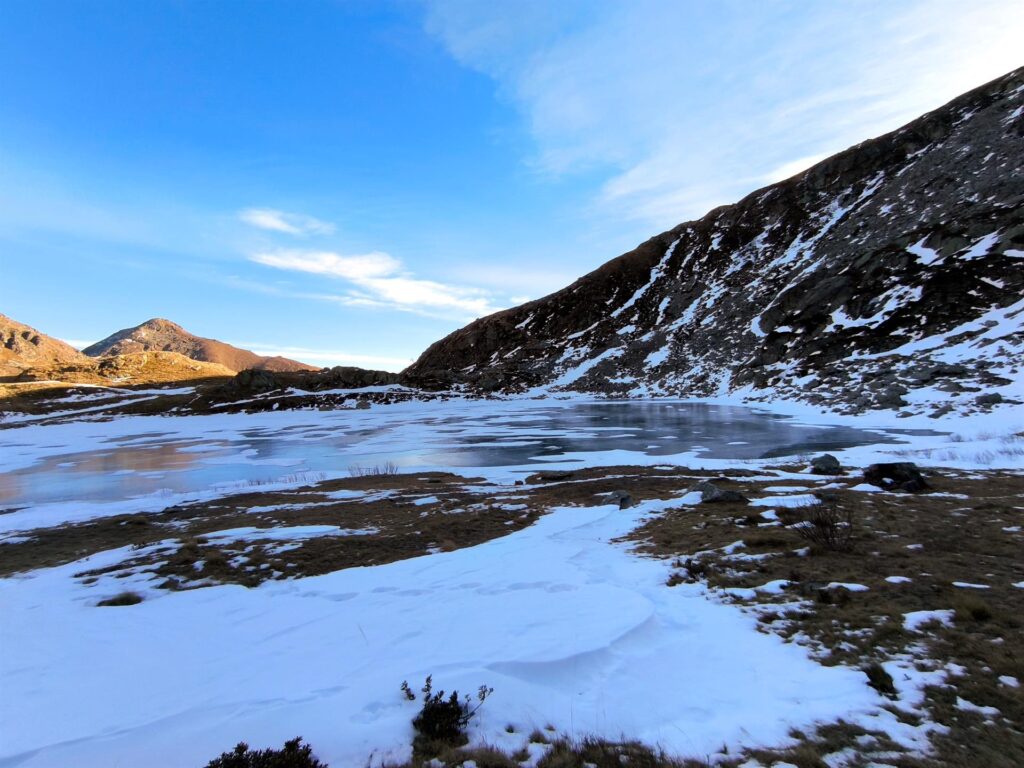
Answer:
[792,500,854,552]
[665,571,686,587]
[97,591,143,607]
[348,461,400,477]
[955,596,993,623]
[537,737,681,768]
[401,676,493,748]
[203,737,327,768]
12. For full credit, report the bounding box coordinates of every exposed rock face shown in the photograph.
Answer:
[404,68,1024,415]
[227,365,400,394]
[84,318,317,373]
[0,313,92,377]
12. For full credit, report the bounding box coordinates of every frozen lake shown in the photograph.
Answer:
[0,399,922,508]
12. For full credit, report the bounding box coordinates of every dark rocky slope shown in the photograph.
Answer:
[404,68,1024,416]
[84,318,317,373]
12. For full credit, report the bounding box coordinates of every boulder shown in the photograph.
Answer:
[691,481,749,504]
[810,454,842,474]
[232,369,281,393]
[597,490,634,509]
[975,393,1003,405]
[863,462,929,492]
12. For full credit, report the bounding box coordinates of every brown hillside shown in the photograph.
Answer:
[1,313,93,377]
[13,351,236,386]
[83,318,317,373]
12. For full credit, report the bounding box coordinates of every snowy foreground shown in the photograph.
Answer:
[4,497,885,767]
[1,396,1022,766]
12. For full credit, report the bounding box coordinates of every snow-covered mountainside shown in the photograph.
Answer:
[405,68,1024,417]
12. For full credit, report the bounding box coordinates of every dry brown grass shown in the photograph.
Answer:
[627,469,1024,766]
[5,472,541,590]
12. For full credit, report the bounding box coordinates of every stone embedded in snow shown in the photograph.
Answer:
[690,481,749,504]
[863,463,929,493]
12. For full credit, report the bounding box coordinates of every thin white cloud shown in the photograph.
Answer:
[424,0,1024,229]
[250,248,503,319]
[239,208,335,236]
[251,250,400,280]
[230,342,414,372]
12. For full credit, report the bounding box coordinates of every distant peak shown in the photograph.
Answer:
[139,317,184,330]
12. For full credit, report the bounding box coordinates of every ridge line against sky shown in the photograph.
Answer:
[2,0,1022,370]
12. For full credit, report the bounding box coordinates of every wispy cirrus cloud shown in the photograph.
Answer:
[424,0,1024,229]
[239,208,335,236]
[250,248,503,319]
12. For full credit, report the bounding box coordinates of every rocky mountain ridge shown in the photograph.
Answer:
[404,67,1024,417]
[1,315,313,387]
[83,318,316,373]
[1,313,94,378]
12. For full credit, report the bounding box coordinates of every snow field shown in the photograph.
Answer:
[1,497,882,768]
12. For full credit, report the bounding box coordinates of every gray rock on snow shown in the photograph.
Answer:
[863,462,929,493]
[691,481,749,504]
[597,490,634,509]
[809,454,842,474]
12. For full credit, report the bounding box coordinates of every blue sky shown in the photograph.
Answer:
[2,0,1021,370]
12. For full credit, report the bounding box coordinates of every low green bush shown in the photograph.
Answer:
[401,675,493,751]
[203,737,326,768]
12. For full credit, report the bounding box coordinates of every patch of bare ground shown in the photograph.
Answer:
[383,736,721,768]
[0,380,454,425]
[626,469,1024,766]
[3,472,543,590]
[0,380,208,423]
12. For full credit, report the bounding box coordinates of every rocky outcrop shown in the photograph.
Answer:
[227,365,400,394]
[1,313,92,378]
[404,68,1024,416]
[84,318,317,373]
